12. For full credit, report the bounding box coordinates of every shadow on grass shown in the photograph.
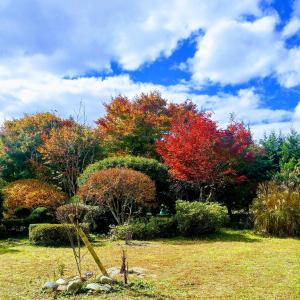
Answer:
[159,229,262,245]
[0,247,20,255]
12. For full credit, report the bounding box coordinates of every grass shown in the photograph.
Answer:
[0,229,300,299]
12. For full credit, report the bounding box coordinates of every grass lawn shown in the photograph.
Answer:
[0,229,300,299]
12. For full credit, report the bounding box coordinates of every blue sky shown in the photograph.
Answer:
[0,0,300,139]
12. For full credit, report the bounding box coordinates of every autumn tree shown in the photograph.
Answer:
[78,168,156,224]
[3,179,67,218]
[96,91,196,157]
[39,121,101,196]
[0,113,63,181]
[157,113,255,201]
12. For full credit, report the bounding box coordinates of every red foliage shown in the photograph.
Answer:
[156,113,254,187]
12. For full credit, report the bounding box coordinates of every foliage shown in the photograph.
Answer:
[175,200,229,236]
[251,181,300,236]
[29,223,89,246]
[78,155,171,206]
[110,216,178,240]
[96,91,196,157]
[0,112,63,181]
[56,203,88,223]
[27,207,54,223]
[0,224,6,239]
[78,168,156,224]
[83,205,115,233]
[2,179,67,218]
[38,121,101,196]
[14,207,31,218]
[157,114,255,200]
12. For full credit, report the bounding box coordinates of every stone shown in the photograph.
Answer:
[84,271,93,279]
[67,279,83,293]
[57,285,68,292]
[107,267,120,278]
[129,267,147,275]
[42,281,58,291]
[56,278,67,285]
[99,276,113,284]
[86,283,111,293]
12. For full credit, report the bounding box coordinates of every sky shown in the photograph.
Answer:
[0,0,300,139]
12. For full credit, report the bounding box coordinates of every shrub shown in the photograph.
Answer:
[0,224,7,239]
[83,205,115,233]
[14,207,31,218]
[27,207,54,223]
[29,223,89,246]
[56,204,88,223]
[110,216,177,240]
[78,155,171,207]
[251,181,300,236]
[2,179,67,218]
[78,168,156,224]
[175,200,229,237]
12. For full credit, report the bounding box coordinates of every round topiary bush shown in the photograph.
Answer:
[78,168,156,224]
[78,155,171,207]
[56,203,88,223]
[251,181,300,236]
[2,179,67,218]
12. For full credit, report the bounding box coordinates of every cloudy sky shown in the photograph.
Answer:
[0,0,300,139]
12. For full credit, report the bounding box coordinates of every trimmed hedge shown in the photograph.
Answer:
[78,155,171,207]
[110,216,178,240]
[176,200,229,236]
[29,223,89,246]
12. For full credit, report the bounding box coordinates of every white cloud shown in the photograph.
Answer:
[282,17,300,38]
[0,0,262,76]
[189,16,287,85]
[0,71,298,140]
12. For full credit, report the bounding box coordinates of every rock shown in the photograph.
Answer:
[86,283,112,293]
[56,278,67,285]
[99,275,113,284]
[57,285,68,292]
[129,267,147,275]
[85,271,93,279]
[42,281,58,291]
[107,267,120,278]
[67,279,83,293]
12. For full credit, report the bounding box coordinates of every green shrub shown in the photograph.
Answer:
[14,207,31,218]
[27,207,54,223]
[29,223,89,246]
[0,224,7,239]
[83,205,115,233]
[78,155,171,207]
[175,200,229,237]
[251,181,300,236]
[110,216,177,240]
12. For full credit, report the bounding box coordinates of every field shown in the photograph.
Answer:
[0,229,300,300]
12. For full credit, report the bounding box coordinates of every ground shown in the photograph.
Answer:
[0,229,300,300]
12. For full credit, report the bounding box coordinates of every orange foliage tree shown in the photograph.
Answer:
[3,179,67,218]
[78,168,156,224]
[39,121,101,196]
[96,91,196,157]
[0,112,63,181]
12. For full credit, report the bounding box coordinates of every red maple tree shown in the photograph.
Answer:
[156,113,254,200]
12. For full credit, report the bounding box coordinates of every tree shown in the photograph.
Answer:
[157,113,255,200]
[38,121,101,196]
[78,168,156,224]
[78,155,171,208]
[96,91,196,158]
[0,113,63,181]
[3,179,67,218]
